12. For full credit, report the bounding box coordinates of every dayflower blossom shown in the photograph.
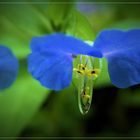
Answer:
[28,29,140,90]
[94,29,140,88]
[0,45,19,90]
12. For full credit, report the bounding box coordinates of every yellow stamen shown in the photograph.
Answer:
[81,94,90,105]
[78,64,86,70]
[73,64,100,78]
[85,69,100,78]
[73,68,85,75]
[81,87,91,106]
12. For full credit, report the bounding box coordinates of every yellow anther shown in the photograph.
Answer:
[78,64,87,70]
[81,94,91,106]
[73,68,85,75]
[80,86,91,107]
[74,64,100,78]
[84,68,100,78]
[73,64,87,75]
[94,69,100,75]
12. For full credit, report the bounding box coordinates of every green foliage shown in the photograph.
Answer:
[19,85,85,137]
[111,19,140,29]
[0,60,49,137]
[66,10,95,40]
[0,1,74,58]
[94,58,111,88]
[46,0,74,32]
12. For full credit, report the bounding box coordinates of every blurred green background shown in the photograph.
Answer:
[0,0,140,139]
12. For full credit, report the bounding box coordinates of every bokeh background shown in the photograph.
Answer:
[0,0,140,139]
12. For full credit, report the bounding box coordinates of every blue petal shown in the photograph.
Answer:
[94,29,140,88]
[0,46,19,90]
[30,33,102,58]
[28,51,73,90]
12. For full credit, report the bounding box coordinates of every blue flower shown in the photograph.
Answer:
[28,29,140,90]
[28,33,102,90]
[0,45,19,90]
[94,29,140,88]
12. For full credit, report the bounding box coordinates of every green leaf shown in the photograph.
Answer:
[0,4,51,59]
[94,58,111,88]
[0,60,50,137]
[110,19,140,29]
[0,36,30,59]
[46,0,74,32]
[66,10,95,40]
[0,2,75,59]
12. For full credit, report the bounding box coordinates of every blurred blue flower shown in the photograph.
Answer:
[0,45,19,90]
[28,29,140,90]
